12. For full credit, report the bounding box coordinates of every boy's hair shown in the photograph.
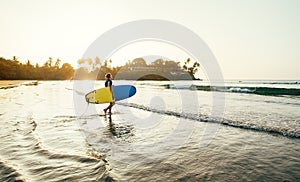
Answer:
[105,73,111,79]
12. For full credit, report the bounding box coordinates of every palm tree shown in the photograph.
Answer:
[183,58,200,79]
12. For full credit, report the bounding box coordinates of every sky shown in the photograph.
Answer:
[0,0,300,80]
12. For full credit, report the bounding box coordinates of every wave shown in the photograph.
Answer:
[165,85,300,96]
[237,80,300,85]
[0,160,27,182]
[201,80,300,85]
[117,102,300,138]
[0,114,112,181]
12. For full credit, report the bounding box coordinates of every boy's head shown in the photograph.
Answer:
[105,73,111,79]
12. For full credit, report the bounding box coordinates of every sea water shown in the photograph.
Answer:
[0,80,299,181]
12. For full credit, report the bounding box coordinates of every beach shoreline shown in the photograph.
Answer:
[0,80,39,89]
[0,80,26,89]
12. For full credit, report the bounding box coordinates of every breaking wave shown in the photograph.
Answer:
[164,85,300,96]
[117,102,300,138]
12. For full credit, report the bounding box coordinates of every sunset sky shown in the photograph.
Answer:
[0,0,299,80]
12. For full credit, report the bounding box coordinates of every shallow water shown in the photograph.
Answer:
[0,80,299,181]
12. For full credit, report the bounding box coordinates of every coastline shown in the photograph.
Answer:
[0,80,39,89]
[0,80,26,89]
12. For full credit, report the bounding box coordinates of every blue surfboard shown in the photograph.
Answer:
[113,85,136,101]
[85,85,136,104]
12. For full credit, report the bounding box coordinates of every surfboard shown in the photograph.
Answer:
[85,85,136,104]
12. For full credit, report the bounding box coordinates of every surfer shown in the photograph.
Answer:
[103,73,115,114]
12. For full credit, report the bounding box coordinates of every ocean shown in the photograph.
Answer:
[0,80,299,181]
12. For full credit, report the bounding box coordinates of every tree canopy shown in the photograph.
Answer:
[0,56,200,80]
[75,57,200,80]
[0,57,74,80]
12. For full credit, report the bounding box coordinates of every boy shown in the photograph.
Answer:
[103,73,114,114]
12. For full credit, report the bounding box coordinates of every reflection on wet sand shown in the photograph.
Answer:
[105,114,134,141]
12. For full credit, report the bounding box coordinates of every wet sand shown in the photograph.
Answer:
[0,80,38,89]
[0,80,25,89]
